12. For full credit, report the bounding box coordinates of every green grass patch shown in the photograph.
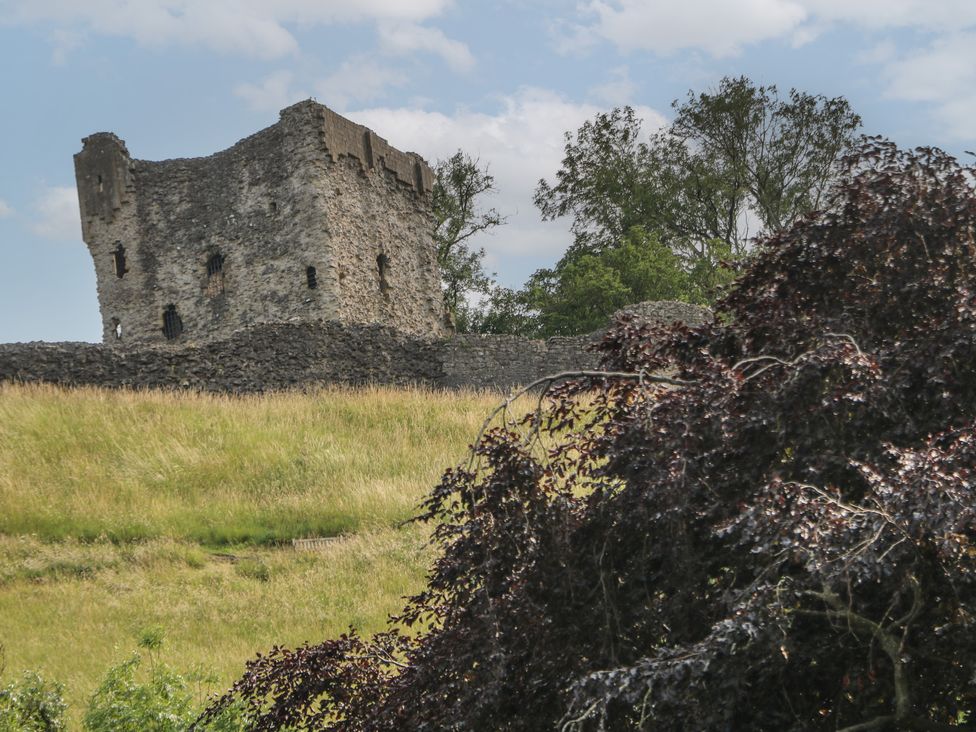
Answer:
[0,382,520,726]
[0,528,433,723]
[0,383,502,544]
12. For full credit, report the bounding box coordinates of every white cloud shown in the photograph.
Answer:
[854,39,897,66]
[561,0,976,145]
[349,89,667,283]
[882,34,976,103]
[799,0,976,32]
[234,71,307,113]
[377,21,475,72]
[1,0,457,59]
[0,199,13,218]
[575,0,808,57]
[49,27,84,64]
[316,58,407,111]
[566,0,976,58]
[31,186,81,241]
[260,0,452,24]
[882,33,976,141]
[589,66,636,106]
[548,17,600,56]
[8,1,298,59]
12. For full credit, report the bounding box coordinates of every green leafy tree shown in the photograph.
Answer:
[534,105,657,258]
[432,151,505,331]
[536,76,861,260]
[465,286,538,337]
[525,228,734,336]
[520,76,862,335]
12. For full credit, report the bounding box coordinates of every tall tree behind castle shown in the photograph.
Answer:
[492,76,863,336]
[432,151,504,332]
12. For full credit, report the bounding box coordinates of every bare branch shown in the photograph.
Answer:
[467,369,694,473]
[836,714,896,732]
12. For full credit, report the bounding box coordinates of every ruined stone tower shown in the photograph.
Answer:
[74,100,447,346]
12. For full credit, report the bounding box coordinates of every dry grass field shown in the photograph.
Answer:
[0,383,512,723]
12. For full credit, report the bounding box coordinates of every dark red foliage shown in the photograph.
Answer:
[203,139,976,730]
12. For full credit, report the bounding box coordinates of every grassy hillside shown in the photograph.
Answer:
[0,383,508,723]
[0,383,499,544]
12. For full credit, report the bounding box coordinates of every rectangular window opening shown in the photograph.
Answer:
[206,253,225,297]
[377,253,391,298]
[113,243,127,278]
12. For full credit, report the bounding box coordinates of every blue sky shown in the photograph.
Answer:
[1,0,974,343]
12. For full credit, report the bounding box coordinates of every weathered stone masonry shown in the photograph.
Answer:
[0,302,712,393]
[76,101,446,347]
[2,104,714,393]
[0,323,443,392]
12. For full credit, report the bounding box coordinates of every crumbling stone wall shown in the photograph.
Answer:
[438,334,599,390]
[0,302,712,393]
[75,101,446,348]
[438,300,713,390]
[0,322,442,393]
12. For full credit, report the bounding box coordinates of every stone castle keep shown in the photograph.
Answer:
[1,102,711,392]
[76,101,447,345]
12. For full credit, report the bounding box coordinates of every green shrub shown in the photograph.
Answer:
[82,653,246,732]
[137,626,166,655]
[83,654,193,732]
[0,671,67,732]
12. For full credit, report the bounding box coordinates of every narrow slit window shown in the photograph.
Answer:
[362,130,374,169]
[111,317,122,340]
[269,200,278,215]
[162,305,183,340]
[113,243,127,278]
[413,161,424,194]
[377,253,390,296]
[206,253,225,296]
[306,266,317,289]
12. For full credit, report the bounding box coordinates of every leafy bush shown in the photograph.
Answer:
[0,671,66,732]
[83,652,245,732]
[206,138,976,729]
[83,654,194,732]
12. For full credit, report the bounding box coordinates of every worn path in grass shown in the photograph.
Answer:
[0,383,509,722]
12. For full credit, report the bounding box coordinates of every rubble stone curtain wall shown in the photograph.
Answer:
[0,302,712,393]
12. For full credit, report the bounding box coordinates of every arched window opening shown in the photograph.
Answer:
[113,243,127,278]
[306,266,318,289]
[207,253,224,277]
[377,253,391,297]
[111,317,122,340]
[206,253,225,297]
[162,305,183,340]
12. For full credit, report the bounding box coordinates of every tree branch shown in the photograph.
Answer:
[467,369,693,473]
[795,581,939,730]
